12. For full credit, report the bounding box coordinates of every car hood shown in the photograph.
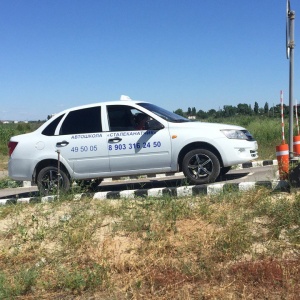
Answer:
[168,121,245,131]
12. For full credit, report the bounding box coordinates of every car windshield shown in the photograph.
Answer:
[137,102,190,123]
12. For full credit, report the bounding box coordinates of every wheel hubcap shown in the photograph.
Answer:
[188,154,213,179]
[41,170,62,193]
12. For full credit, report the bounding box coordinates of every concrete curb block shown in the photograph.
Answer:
[238,159,278,168]
[0,179,289,206]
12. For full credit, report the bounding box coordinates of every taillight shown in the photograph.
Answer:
[8,141,18,156]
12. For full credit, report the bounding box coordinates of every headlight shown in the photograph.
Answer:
[221,129,254,140]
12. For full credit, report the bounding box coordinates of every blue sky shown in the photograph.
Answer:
[0,0,299,121]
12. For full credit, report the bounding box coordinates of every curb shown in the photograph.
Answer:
[0,180,289,206]
[238,159,278,168]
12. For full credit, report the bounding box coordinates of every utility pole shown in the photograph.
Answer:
[286,0,296,159]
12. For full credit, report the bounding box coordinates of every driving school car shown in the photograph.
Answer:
[8,95,258,195]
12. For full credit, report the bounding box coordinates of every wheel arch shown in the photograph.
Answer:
[33,159,70,183]
[177,142,224,172]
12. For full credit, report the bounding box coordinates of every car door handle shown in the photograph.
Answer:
[56,141,69,147]
[108,137,122,143]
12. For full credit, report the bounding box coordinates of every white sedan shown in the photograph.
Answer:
[8,96,258,195]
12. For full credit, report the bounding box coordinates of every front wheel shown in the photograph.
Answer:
[182,149,220,185]
[37,166,70,196]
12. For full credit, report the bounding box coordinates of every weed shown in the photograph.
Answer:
[0,267,38,298]
[53,263,109,293]
[213,217,253,261]
[0,188,300,298]
[0,178,22,189]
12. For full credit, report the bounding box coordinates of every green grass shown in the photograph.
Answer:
[1,116,299,298]
[0,122,42,158]
[0,189,300,299]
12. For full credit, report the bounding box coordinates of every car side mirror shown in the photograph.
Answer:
[145,119,164,130]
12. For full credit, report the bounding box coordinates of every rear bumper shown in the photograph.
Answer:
[8,158,35,181]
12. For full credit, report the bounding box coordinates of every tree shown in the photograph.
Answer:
[187,107,192,115]
[271,104,288,117]
[254,102,259,114]
[264,102,269,115]
[237,103,252,115]
[222,105,236,117]
[174,109,185,117]
[207,109,217,118]
[197,109,207,119]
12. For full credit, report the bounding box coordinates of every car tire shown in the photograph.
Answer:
[182,149,220,185]
[37,166,70,196]
[220,166,231,176]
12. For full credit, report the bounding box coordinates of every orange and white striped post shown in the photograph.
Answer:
[276,143,289,179]
[276,90,289,179]
[293,99,300,155]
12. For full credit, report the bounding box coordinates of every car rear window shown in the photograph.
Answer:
[42,114,65,136]
[60,106,102,135]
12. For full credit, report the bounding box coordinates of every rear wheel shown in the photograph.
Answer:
[37,166,70,196]
[182,149,220,184]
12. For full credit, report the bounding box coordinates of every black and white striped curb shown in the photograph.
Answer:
[4,160,279,188]
[238,159,278,168]
[0,179,289,206]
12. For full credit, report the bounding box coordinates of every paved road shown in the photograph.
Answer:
[0,165,279,199]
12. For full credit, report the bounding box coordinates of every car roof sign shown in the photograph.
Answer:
[120,95,132,101]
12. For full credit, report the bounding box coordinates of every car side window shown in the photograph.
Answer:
[42,114,65,136]
[107,105,136,131]
[60,106,102,135]
[107,105,153,131]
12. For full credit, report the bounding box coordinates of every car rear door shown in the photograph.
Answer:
[53,106,110,178]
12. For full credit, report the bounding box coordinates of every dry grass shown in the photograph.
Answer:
[0,188,300,299]
[0,154,8,172]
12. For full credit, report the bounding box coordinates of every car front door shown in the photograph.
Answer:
[106,105,172,174]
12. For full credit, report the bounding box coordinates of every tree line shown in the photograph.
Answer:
[173,101,294,119]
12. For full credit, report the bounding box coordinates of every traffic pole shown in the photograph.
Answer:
[281,90,286,145]
[56,149,61,199]
[293,100,300,155]
[276,90,289,179]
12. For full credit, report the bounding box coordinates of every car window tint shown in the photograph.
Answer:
[42,114,65,136]
[107,105,136,131]
[60,106,102,135]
